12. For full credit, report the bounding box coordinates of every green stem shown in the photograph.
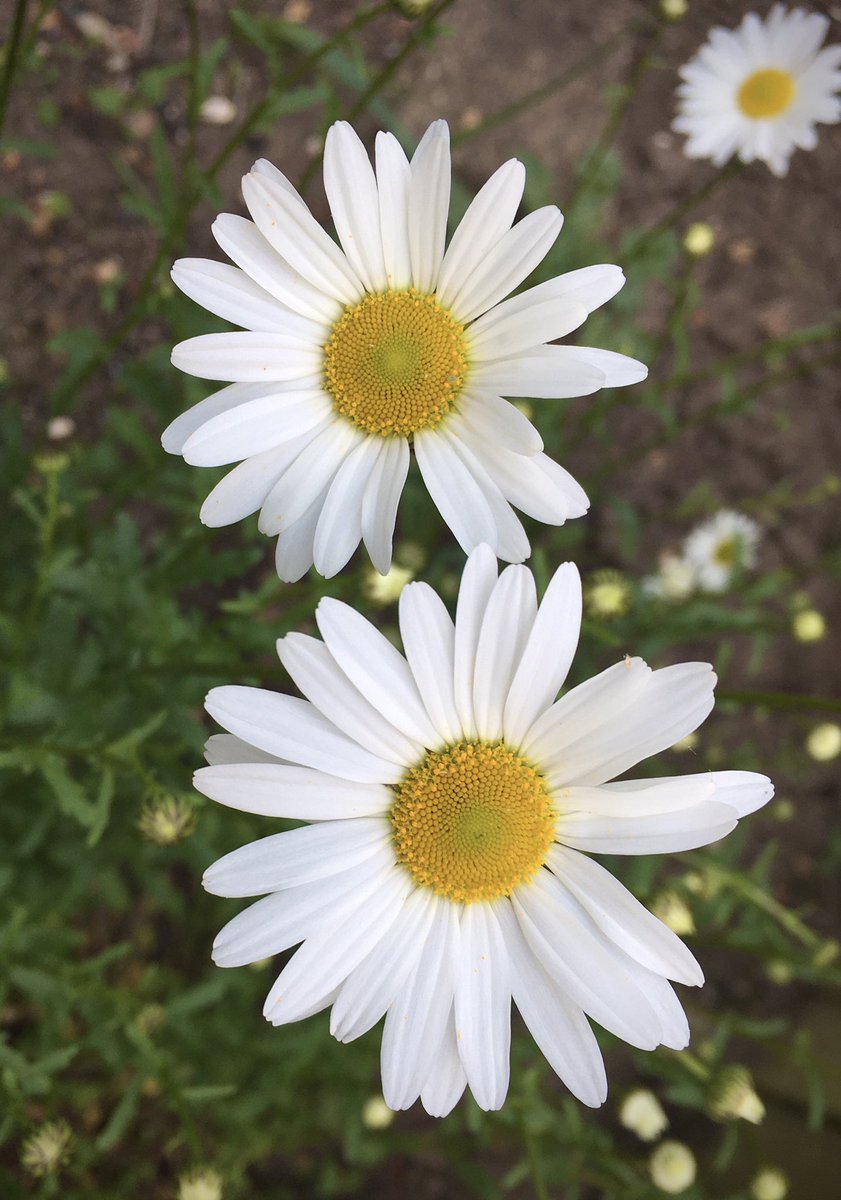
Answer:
[0,0,30,138]
[626,158,744,258]
[451,23,634,148]
[701,860,820,950]
[181,0,202,191]
[521,1116,550,1200]
[297,0,457,196]
[564,11,664,215]
[718,688,841,715]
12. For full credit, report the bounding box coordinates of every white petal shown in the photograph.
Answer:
[183,390,331,466]
[558,803,738,855]
[315,598,441,748]
[242,171,364,304]
[212,853,391,967]
[407,119,451,293]
[524,660,717,787]
[331,886,436,1042]
[361,435,410,575]
[171,257,324,337]
[453,903,511,1111]
[495,900,607,1107]
[250,157,307,205]
[212,213,340,322]
[203,733,284,766]
[171,332,322,383]
[313,436,383,577]
[163,381,271,455]
[263,867,411,1025]
[471,347,605,399]
[548,845,703,985]
[467,266,625,355]
[561,777,717,816]
[513,869,662,1049]
[205,686,402,784]
[375,132,412,290]
[420,1014,468,1118]
[259,420,363,535]
[453,544,498,739]
[273,483,329,583]
[380,897,458,1110]
[473,565,536,741]
[471,441,589,524]
[447,207,563,324]
[202,818,391,897]
[199,434,317,527]
[436,158,526,308]
[453,391,543,456]
[605,771,774,818]
[554,346,648,387]
[468,300,589,361]
[502,562,581,747]
[413,429,500,556]
[398,583,462,744]
[323,121,387,292]
[194,762,392,820]
[276,632,421,765]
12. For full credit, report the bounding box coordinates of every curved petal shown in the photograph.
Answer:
[323,121,388,292]
[473,565,537,741]
[503,562,582,747]
[436,158,526,308]
[277,632,421,765]
[194,761,392,820]
[183,390,332,466]
[171,257,325,337]
[438,428,531,563]
[259,420,363,535]
[398,583,462,744]
[469,440,589,524]
[360,435,410,575]
[604,770,774,818]
[453,391,543,456]
[557,801,738,855]
[199,434,318,527]
[453,544,498,739]
[453,903,511,1111]
[375,132,412,290]
[468,300,589,361]
[413,429,501,556]
[171,332,322,384]
[471,347,605,399]
[420,1013,468,1118]
[313,436,383,577]
[408,119,451,293]
[466,264,625,347]
[205,687,402,784]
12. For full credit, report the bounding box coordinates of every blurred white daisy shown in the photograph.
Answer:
[683,510,760,593]
[196,545,772,1116]
[674,6,841,177]
[165,119,646,580]
[643,552,697,603]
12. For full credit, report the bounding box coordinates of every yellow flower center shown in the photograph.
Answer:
[390,741,556,904]
[713,536,737,567]
[737,68,795,119]
[323,289,468,437]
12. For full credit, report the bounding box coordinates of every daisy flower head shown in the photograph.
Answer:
[165,120,647,581]
[674,6,841,177]
[196,546,773,1116]
[683,509,760,594]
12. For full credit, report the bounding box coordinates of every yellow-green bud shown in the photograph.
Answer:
[138,795,197,845]
[619,1089,669,1141]
[20,1120,73,1178]
[649,1141,696,1194]
[806,722,841,762]
[683,222,715,257]
[585,569,632,621]
[750,1167,788,1200]
[364,563,414,606]
[362,1095,395,1130]
[178,1168,224,1200]
[708,1066,765,1124]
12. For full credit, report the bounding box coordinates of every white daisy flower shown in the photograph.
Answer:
[196,545,773,1116]
[643,552,697,603]
[683,509,760,594]
[165,120,647,580]
[674,6,841,177]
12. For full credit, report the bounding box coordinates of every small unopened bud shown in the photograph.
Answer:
[138,795,196,845]
[649,1140,696,1194]
[585,569,631,621]
[21,1120,73,1178]
[683,222,715,257]
[792,609,826,642]
[178,1167,224,1200]
[619,1089,669,1141]
[362,1095,394,1130]
[708,1066,765,1124]
[47,415,76,441]
[750,1167,788,1200]
[660,0,688,20]
[806,722,841,762]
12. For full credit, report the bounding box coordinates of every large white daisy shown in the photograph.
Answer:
[196,546,773,1116]
[165,120,646,580]
[674,6,841,177]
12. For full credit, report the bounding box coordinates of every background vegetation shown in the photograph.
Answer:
[1,1,840,1197]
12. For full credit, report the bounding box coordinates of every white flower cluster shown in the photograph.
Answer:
[645,510,761,601]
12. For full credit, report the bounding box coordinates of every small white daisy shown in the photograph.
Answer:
[674,6,841,177]
[683,510,760,594]
[196,546,773,1116]
[643,552,697,603]
[165,120,647,580]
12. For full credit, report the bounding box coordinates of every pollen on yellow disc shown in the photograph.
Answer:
[737,68,795,119]
[323,289,468,437]
[390,741,557,904]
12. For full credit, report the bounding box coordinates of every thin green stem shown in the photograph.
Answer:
[718,688,841,715]
[564,10,664,216]
[181,0,202,191]
[297,0,457,196]
[626,159,744,258]
[701,860,820,950]
[0,0,30,138]
[451,23,634,148]
[521,1116,550,1200]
